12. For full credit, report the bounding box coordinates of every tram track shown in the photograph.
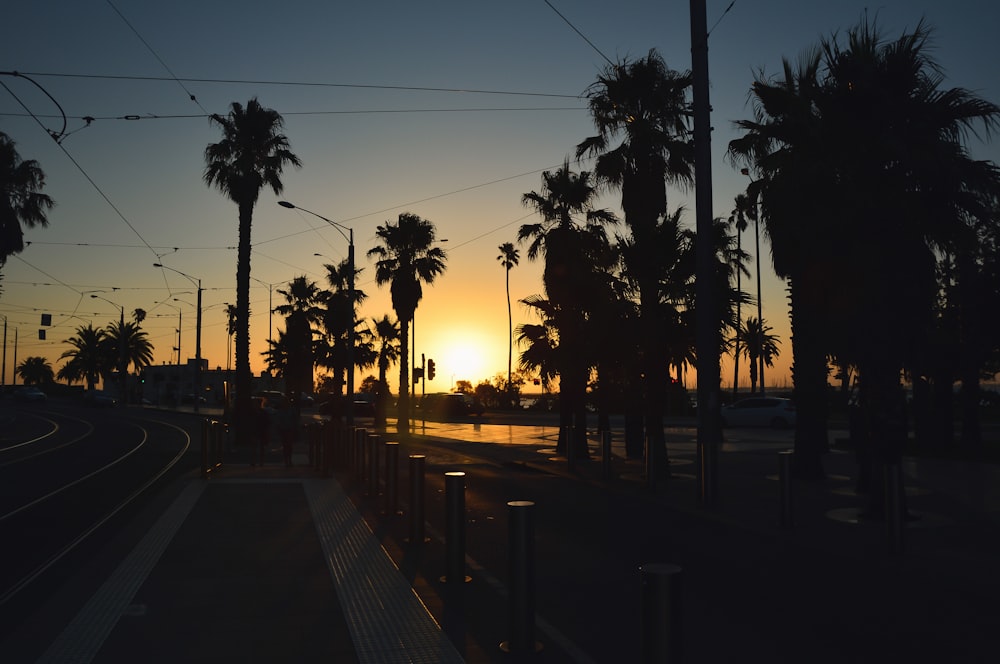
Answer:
[0,404,194,610]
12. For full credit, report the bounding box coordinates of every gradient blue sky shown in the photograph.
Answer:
[3,1,998,392]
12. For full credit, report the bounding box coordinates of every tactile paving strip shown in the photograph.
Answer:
[304,478,465,663]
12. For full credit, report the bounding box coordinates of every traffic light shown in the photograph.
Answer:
[427,359,436,381]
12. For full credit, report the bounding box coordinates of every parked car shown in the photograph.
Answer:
[720,397,796,429]
[83,390,118,407]
[13,386,47,402]
[422,393,485,420]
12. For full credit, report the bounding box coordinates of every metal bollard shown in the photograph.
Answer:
[602,430,613,480]
[778,450,794,529]
[500,501,541,655]
[441,471,471,584]
[640,563,683,663]
[367,434,381,496]
[384,442,400,515]
[355,428,367,481]
[407,455,428,544]
[885,462,904,556]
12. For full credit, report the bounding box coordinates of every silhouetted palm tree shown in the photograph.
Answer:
[104,319,155,377]
[59,324,107,390]
[727,193,753,397]
[274,276,324,399]
[16,356,53,385]
[367,213,447,434]
[515,295,559,393]
[371,314,401,429]
[0,131,53,266]
[318,258,368,412]
[496,242,519,407]
[577,50,694,481]
[729,18,1000,477]
[736,317,780,395]
[204,98,301,446]
[521,162,616,456]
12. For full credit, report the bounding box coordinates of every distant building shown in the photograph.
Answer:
[141,360,282,406]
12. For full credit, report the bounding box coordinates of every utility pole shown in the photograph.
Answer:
[691,0,721,505]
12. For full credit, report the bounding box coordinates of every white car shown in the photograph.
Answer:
[720,397,796,429]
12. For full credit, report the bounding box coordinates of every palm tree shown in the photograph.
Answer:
[204,99,301,447]
[274,276,324,400]
[727,193,753,397]
[520,162,616,456]
[370,314,401,429]
[104,319,155,376]
[59,324,107,390]
[728,18,1000,478]
[16,356,53,385]
[318,258,368,414]
[737,317,781,394]
[576,50,694,481]
[367,213,447,434]
[515,295,559,393]
[0,131,54,266]
[496,242,519,407]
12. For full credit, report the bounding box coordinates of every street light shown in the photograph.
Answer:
[279,200,355,425]
[90,293,127,405]
[153,263,203,412]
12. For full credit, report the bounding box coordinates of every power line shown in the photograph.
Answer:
[543,1,614,66]
[16,71,583,99]
[104,0,209,114]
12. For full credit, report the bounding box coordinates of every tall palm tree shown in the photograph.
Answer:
[521,162,616,456]
[371,314,401,429]
[59,324,107,390]
[728,19,1000,478]
[0,131,54,266]
[727,193,753,397]
[496,242,519,407]
[576,50,694,481]
[318,258,368,414]
[204,98,301,446]
[367,212,447,434]
[16,356,53,385]
[737,317,781,394]
[274,276,324,399]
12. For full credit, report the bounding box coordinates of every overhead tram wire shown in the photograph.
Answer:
[15,71,583,100]
[543,0,614,67]
[105,0,209,114]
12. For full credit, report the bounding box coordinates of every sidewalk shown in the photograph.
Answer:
[32,416,1000,662]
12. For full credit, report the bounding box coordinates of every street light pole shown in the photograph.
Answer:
[279,201,355,426]
[154,263,203,412]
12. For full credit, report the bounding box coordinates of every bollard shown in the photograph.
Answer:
[367,434,381,496]
[500,501,542,654]
[407,455,428,544]
[640,563,683,663]
[885,462,904,556]
[355,428,367,481]
[441,471,471,584]
[384,442,400,515]
[778,450,794,529]
[602,430,613,480]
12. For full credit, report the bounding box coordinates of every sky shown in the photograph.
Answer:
[2,1,999,395]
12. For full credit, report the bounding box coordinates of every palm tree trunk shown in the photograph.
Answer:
[233,200,254,448]
[506,269,513,408]
[397,317,410,435]
[788,277,827,480]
